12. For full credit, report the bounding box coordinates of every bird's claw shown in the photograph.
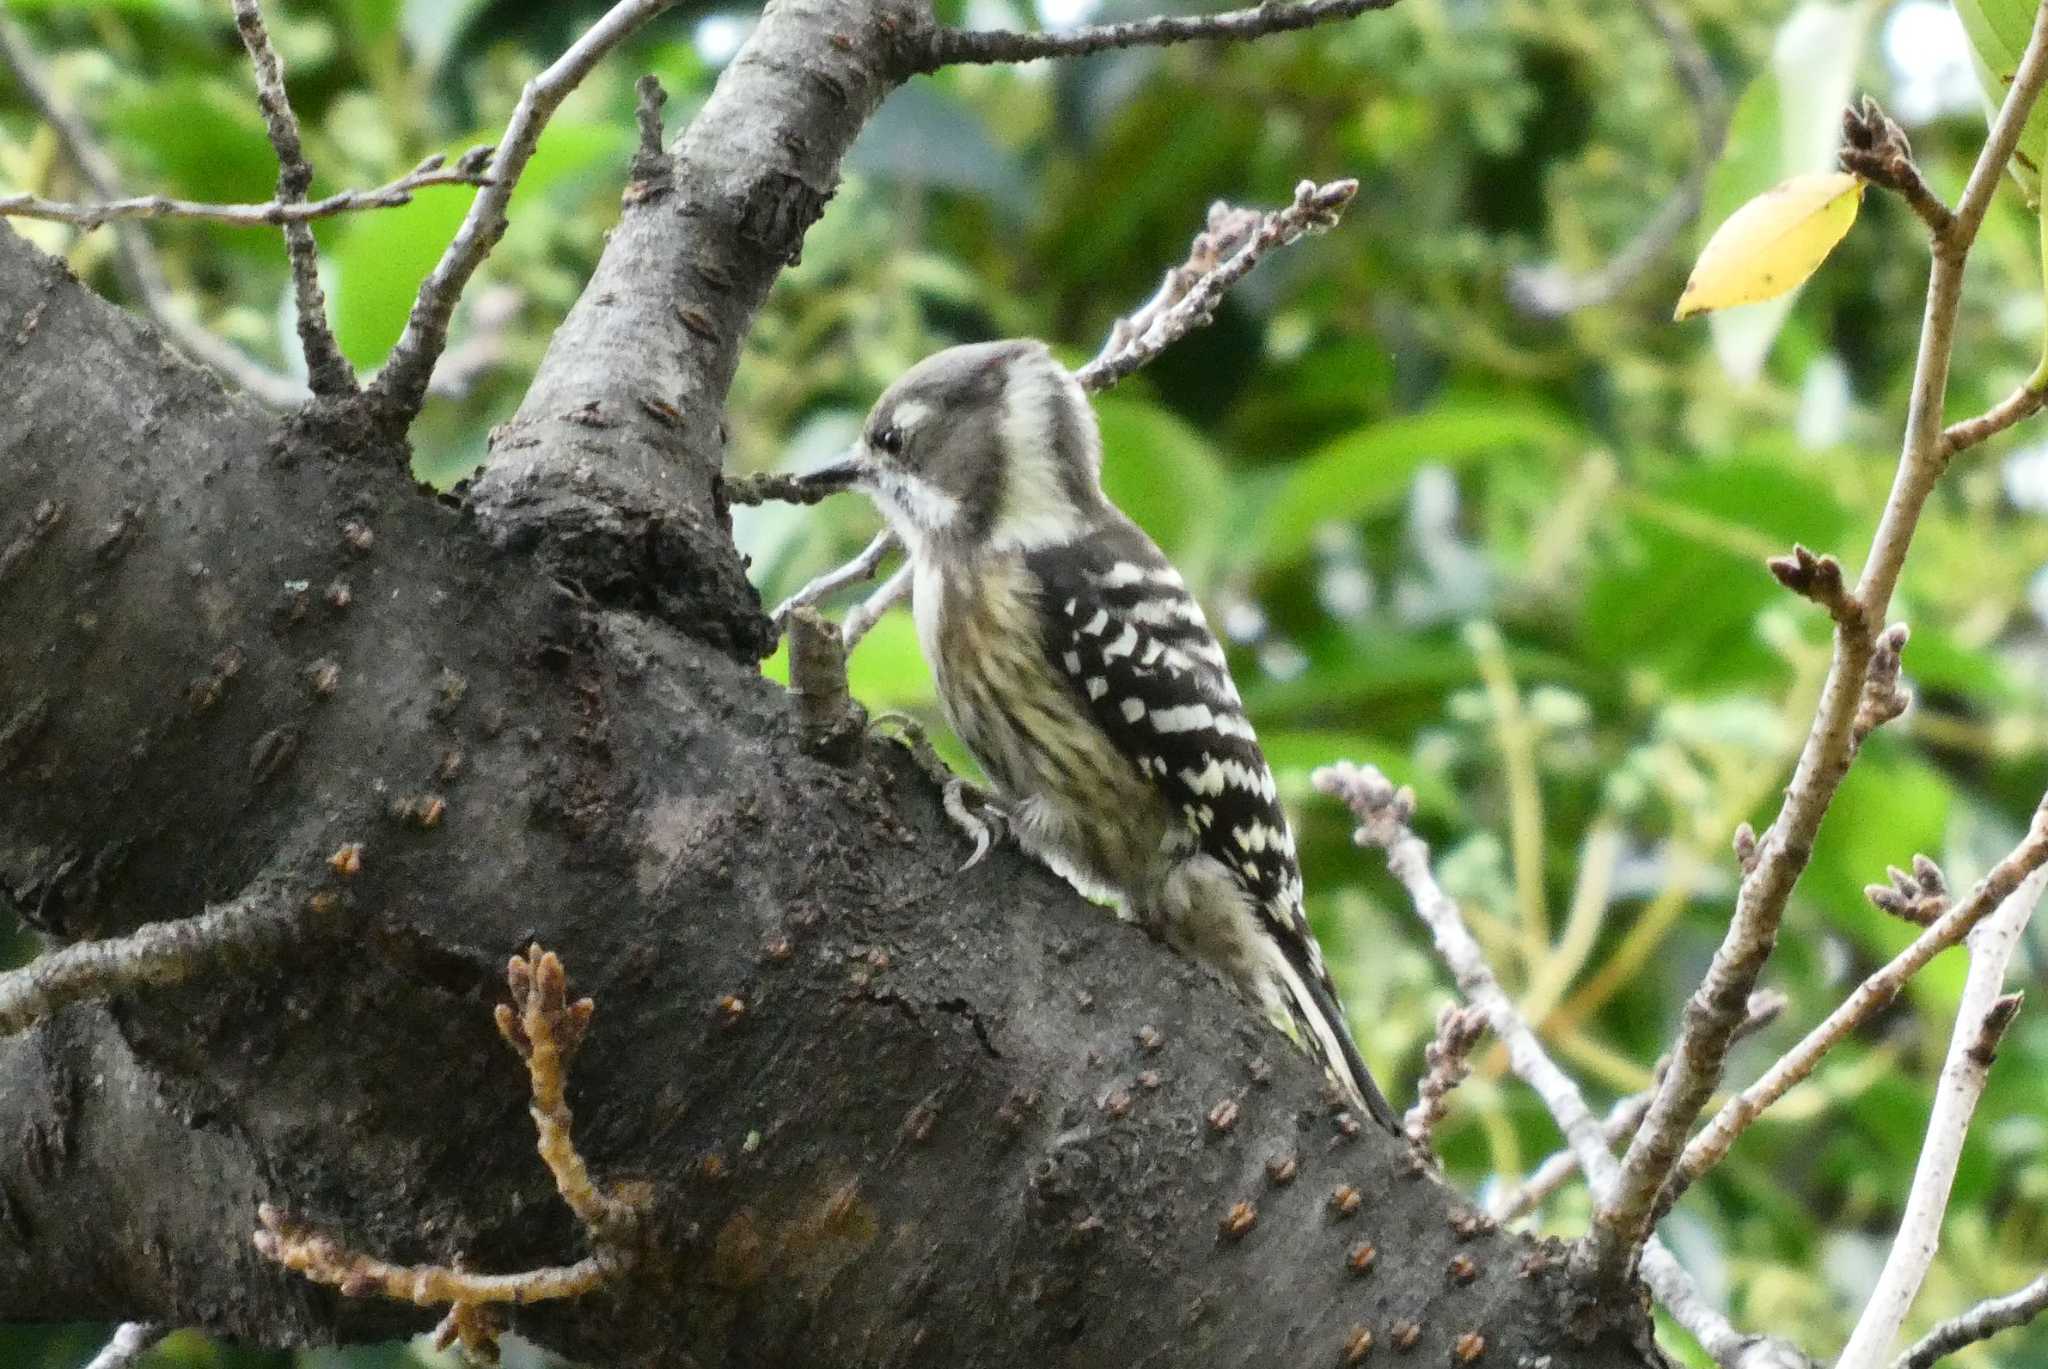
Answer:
[944,778,1007,872]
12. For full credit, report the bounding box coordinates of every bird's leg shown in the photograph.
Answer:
[869,713,1009,871]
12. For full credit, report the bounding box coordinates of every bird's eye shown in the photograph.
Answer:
[873,425,904,456]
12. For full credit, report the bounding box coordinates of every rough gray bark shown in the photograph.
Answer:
[0,1,1669,1365]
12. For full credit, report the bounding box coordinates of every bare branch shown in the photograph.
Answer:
[772,530,897,624]
[1075,179,1357,393]
[1940,382,2048,458]
[367,0,677,421]
[1404,1004,1487,1154]
[256,946,644,1363]
[1892,1271,2048,1369]
[0,161,491,230]
[229,0,354,395]
[1579,1,2048,1290]
[843,562,912,648]
[788,605,863,757]
[923,0,1395,69]
[1312,761,1784,1367]
[1675,803,2048,1194]
[1491,991,1785,1224]
[0,15,305,406]
[725,471,850,507]
[0,894,310,1037]
[1837,869,2043,1369]
[82,1324,166,1369]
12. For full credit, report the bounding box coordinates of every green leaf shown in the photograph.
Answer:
[326,176,474,368]
[1249,403,1575,571]
[1954,0,2048,204]
[1094,396,1230,583]
[1586,457,1853,687]
[105,76,274,204]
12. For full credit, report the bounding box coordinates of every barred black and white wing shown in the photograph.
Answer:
[1023,516,1399,1132]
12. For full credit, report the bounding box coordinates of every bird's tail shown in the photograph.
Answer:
[1268,942,1402,1135]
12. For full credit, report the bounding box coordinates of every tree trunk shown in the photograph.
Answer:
[0,2,1668,1364]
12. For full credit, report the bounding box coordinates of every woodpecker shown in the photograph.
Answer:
[800,338,1399,1132]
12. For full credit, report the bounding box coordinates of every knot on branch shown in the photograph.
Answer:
[1865,854,1948,927]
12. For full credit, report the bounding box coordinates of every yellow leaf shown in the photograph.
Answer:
[1674,172,1865,320]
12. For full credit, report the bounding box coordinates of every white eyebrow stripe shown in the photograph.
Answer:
[891,399,931,434]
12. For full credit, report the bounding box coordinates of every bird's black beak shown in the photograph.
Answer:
[794,449,866,498]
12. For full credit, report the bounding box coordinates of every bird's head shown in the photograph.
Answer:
[799,339,1106,554]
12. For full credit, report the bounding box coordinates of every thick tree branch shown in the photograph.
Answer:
[1579,0,2048,1290]
[0,1,1664,1364]
[0,19,1657,1348]
[922,0,1395,69]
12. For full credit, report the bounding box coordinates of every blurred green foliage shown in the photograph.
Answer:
[5,0,2048,1364]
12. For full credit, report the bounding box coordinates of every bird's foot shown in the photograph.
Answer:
[868,713,1008,871]
[943,778,1009,871]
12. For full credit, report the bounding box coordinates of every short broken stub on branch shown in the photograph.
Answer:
[253,946,647,1364]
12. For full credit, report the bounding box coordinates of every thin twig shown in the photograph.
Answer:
[1312,762,1788,1367]
[843,562,911,648]
[923,0,1395,69]
[229,0,353,395]
[82,1323,166,1369]
[368,0,676,421]
[0,894,310,1037]
[1674,799,2048,1197]
[1579,1,2048,1290]
[0,162,491,230]
[1891,1271,2048,1369]
[1940,382,2048,457]
[0,16,304,406]
[1491,991,1785,1224]
[1075,179,1357,393]
[256,946,644,1364]
[772,529,897,624]
[1404,1004,1487,1154]
[726,471,849,507]
[1837,868,2042,1369]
